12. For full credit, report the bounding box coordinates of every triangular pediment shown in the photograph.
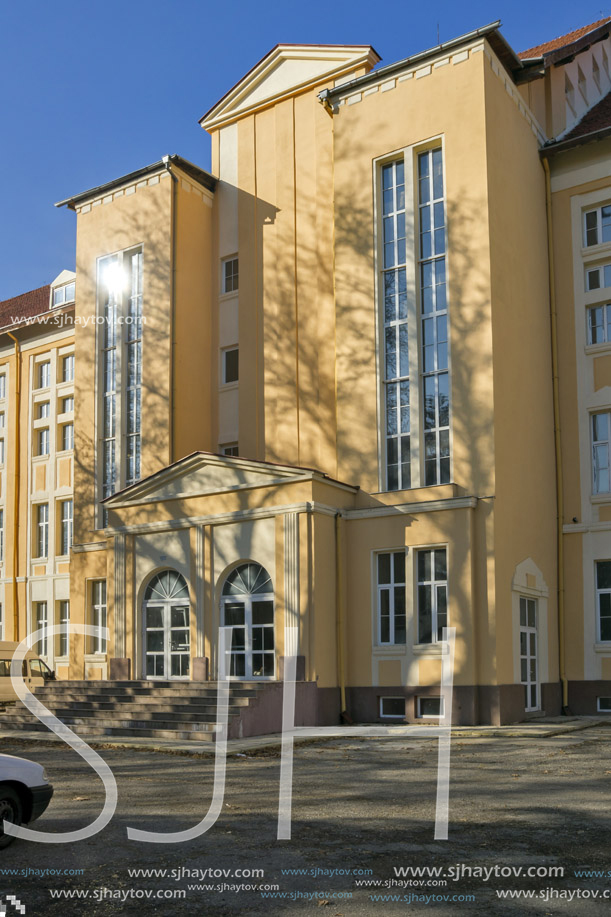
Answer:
[104,452,313,508]
[201,44,380,131]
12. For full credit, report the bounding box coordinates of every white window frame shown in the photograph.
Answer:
[58,600,70,658]
[222,256,239,294]
[62,353,75,383]
[38,401,50,419]
[597,696,611,712]
[61,422,74,452]
[0,440,4,465]
[37,427,50,456]
[417,696,444,718]
[36,503,49,558]
[587,303,611,346]
[221,347,239,385]
[53,282,75,308]
[91,580,107,655]
[416,546,448,645]
[592,411,610,494]
[38,361,51,390]
[0,509,4,563]
[60,499,73,556]
[35,602,48,657]
[0,373,5,399]
[584,205,611,247]
[596,560,611,642]
[376,550,407,645]
[61,396,74,414]
[221,443,239,456]
[379,697,406,718]
[0,604,3,640]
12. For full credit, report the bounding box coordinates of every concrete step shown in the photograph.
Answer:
[3,707,241,725]
[27,693,254,708]
[0,718,217,742]
[10,698,251,714]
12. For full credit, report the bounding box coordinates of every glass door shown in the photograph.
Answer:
[220,563,275,679]
[144,603,190,679]
[519,597,539,712]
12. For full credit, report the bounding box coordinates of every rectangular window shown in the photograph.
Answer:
[0,604,3,640]
[419,148,450,486]
[38,362,51,389]
[61,396,74,414]
[0,374,5,399]
[0,412,4,428]
[58,600,70,657]
[588,304,611,344]
[38,401,50,419]
[380,697,405,718]
[417,547,448,643]
[53,282,75,307]
[35,602,48,657]
[60,499,73,555]
[592,412,610,493]
[98,248,143,522]
[519,596,539,710]
[584,206,611,247]
[222,257,239,293]
[37,428,50,456]
[221,443,239,456]
[62,354,75,382]
[0,440,4,465]
[417,696,444,718]
[376,551,406,644]
[0,509,4,562]
[91,581,107,654]
[597,561,611,641]
[381,159,410,491]
[36,503,49,558]
[598,696,611,712]
[61,423,74,451]
[222,347,239,384]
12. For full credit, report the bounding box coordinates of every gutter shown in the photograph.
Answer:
[542,156,569,713]
[335,513,349,721]
[319,20,503,103]
[6,332,21,641]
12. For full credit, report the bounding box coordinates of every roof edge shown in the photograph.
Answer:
[322,20,507,100]
[55,155,217,210]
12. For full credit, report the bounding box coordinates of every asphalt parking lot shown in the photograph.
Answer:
[2,727,611,915]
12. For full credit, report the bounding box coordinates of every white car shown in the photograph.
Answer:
[0,754,53,848]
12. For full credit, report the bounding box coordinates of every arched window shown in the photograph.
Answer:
[143,570,190,679]
[221,562,274,678]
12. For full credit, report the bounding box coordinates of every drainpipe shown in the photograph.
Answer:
[6,331,21,641]
[542,156,569,713]
[335,512,349,721]
[163,156,178,464]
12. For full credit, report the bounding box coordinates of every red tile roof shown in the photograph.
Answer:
[518,18,611,59]
[0,285,51,328]
[563,89,611,141]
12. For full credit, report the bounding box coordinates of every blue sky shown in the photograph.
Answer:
[1,0,608,299]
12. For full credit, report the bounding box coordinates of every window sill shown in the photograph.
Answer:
[373,645,406,654]
[583,242,611,260]
[591,493,611,504]
[413,643,448,655]
[220,381,239,392]
[219,291,238,303]
[56,448,73,457]
[585,342,611,356]
[32,454,49,462]
[594,643,611,653]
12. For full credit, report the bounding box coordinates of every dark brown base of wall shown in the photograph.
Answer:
[567,681,611,716]
[346,683,562,726]
[226,683,341,739]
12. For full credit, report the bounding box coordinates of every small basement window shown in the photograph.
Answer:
[380,697,405,718]
[417,696,444,718]
[597,697,611,712]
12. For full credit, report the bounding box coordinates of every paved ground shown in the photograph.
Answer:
[2,724,611,915]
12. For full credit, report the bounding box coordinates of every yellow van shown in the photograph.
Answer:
[0,643,55,703]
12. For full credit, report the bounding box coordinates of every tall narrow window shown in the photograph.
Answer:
[35,602,48,656]
[98,248,143,523]
[126,252,143,485]
[38,362,51,390]
[37,428,50,456]
[91,581,107,654]
[0,509,4,562]
[0,374,6,399]
[36,503,49,558]
[58,600,70,657]
[419,148,450,485]
[62,354,75,382]
[60,499,73,555]
[222,257,239,293]
[376,551,406,644]
[592,411,610,493]
[417,547,448,644]
[382,160,410,490]
[597,561,611,641]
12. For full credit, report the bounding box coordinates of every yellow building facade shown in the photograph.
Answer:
[3,18,611,730]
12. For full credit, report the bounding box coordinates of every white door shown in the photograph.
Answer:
[143,571,190,680]
[221,563,275,679]
[520,596,539,712]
